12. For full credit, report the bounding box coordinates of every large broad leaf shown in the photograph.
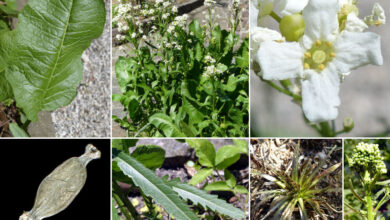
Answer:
[166,179,246,219]
[149,113,185,137]
[131,145,166,170]
[0,0,106,121]
[112,139,138,154]
[183,97,204,124]
[215,145,242,169]
[186,139,216,167]
[114,151,199,220]
[115,56,138,93]
[233,139,248,155]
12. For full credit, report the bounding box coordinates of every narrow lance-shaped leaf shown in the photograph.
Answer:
[0,0,106,121]
[114,151,199,220]
[165,179,246,219]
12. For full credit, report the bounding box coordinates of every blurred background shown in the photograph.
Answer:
[251,0,390,137]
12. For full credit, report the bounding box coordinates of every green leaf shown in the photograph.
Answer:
[189,20,203,41]
[115,57,137,93]
[189,168,213,185]
[5,0,17,11]
[166,179,246,219]
[9,122,29,137]
[0,0,106,121]
[224,169,236,188]
[112,139,137,154]
[233,139,248,155]
[215,145,242,169]
[235,38,249,69]
[233,185,248,194]
[131,145,166,170]
[114,151,199,220]
[223,75,248,92]
[183,97,204,124]
[0,4,18,16]
[186,139,216,167]
[204,181,231,191]
[0,70,12,101]
[149,113,186,137]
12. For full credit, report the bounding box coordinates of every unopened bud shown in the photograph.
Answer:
[279,13,305,42]
[343,117,354,132]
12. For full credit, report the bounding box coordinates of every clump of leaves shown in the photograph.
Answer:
[186,139,249,196]
[0,0,106,136]
[112,139,246,220]
[253,142,341,219]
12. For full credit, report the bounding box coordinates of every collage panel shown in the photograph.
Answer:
[112,138,249,219]
[250,139,342,219]
[250,0,389,137]
[344,139,390,220]
[3,139,111,219]
[0,0,111,138]
[112,0,249,137]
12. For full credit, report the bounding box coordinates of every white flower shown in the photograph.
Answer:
[204,55,216,64]
[167,25,175,33]
[142,35,147,40]
[163,2,171,7]
[365,3,386,26]
[251,27,285,53]
[345,13,368,32]
[256,0,383,122]
[131,33,136,38]
[162,13,170,19]
[172,6,178,13]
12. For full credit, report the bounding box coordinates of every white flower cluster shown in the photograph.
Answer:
[349,142,387,175]
[364,3,386,26]
[204,55,216,64]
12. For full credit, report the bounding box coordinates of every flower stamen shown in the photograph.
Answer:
[303,39,335,72]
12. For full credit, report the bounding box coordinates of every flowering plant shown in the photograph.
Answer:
[251,0,385,136]
[113,0,248,137]
[345,141,390,220]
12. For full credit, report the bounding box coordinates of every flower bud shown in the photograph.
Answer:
[343,117,354,132]
[279,13,305,41]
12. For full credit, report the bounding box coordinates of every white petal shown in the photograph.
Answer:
[258,0,274,18]
[277,0,308,16]
[338,0,353,8]
[302,0,339,41]
[249,0,259,27]
[345,13,368,32]
[301,65,340,122]
[333,31,383,74]
[257,41,304,80]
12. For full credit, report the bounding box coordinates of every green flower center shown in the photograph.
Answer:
[303,40,335,72]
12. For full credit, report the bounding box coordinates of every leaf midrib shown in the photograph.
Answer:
[117,157,195,220]
[42,0,74,102]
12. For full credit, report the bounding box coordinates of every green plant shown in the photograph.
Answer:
[113,0,248,137]
[186,139,249,196]
[253,142,341,219]
[0,0,106,136]
[112,139,247,219]
[345,141,390,220]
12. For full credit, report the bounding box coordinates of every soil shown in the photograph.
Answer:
[250,139,343,220]
[0,103,20,137]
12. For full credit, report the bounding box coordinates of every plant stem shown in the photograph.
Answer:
[112,180,141,220]
[318,122,335,137]
[261,78,302,101]
[270,11,281,23]
[367,192,374,220]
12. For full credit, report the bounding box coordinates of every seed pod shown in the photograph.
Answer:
[19,144,101,220]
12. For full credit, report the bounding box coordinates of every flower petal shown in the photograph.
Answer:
[257,41,304,80]
[345,13,368,32]
[277,0,308,16]
[249,0,259,27]
[333,31,383,74]
[302,0,339,41]
[301,64,340,122]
